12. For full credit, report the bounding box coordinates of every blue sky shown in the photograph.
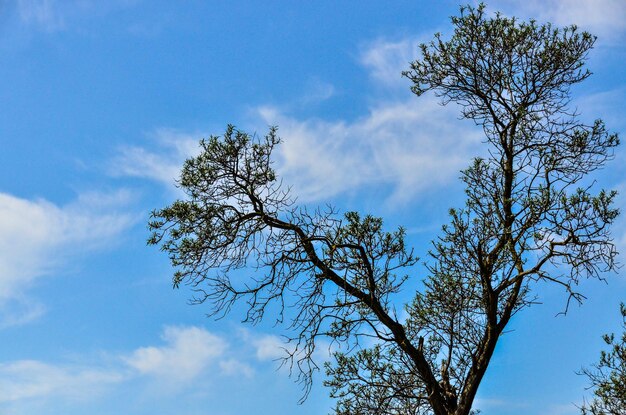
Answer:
[1,1,625,414]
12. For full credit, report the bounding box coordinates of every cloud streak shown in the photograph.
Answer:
[359,37,421,87]
[17,0,64,31]
[124,325,242,382]
[0,360,124,404]
[258,96,481,204]
[113,37,482,205]
[0,190,135,327]
[491,0,626,42]
[16,0,142,32]
[115,97,481,206]
[0,325,262,410]
[112,27,620,209]
[110,128,202,192]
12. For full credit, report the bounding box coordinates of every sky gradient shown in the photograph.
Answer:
[1,1,625,414]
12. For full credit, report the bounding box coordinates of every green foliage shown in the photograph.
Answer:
[581,305,626,415]
[149,4,619,415]
[149,126,418,398]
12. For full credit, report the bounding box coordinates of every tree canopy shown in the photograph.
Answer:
[149,4,619,415]
[581,304,626,415]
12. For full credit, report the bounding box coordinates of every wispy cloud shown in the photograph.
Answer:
[17,0,64,31]
[251,333,287,361]
[473,396,532,412]
[16,0,142,32]
[113,38,482,205]
[544,402,581,415]
[111,128,201,192]
[473,396,580,415]
[114,29,619,208]
[575,87,626,131]
[116,97,481,206]
[258,96,481,204]
[0,325,259,410]
[359,37,421,87]
[124,325,252,382]
[0,190,135,327]
[219,358,255,378]
[491,0,626,42]
[0,359,124,404]
[299,78,336,105]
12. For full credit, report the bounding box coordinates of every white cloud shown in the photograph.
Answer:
[259,96,481,204]
[16,0,141,32]
[300,79,336,105]
[245,330,336,369]
[125,325,252,382]
[112,38,482,205]
[575,87,626,130]
[0,190,135,327]
[472,397,509,411]
[0,325,257,410]
[0,360,124,403]
[360,37,420,87]
[252,334,286,361]
[17,0,64,31]
[492,0,626,41]
[219,358,254,378]
[111,128,200,191]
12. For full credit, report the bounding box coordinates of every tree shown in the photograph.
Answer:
[580,304,626,415]
[148,4,619,415]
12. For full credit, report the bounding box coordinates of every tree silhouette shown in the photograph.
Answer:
[149,4,619,415]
